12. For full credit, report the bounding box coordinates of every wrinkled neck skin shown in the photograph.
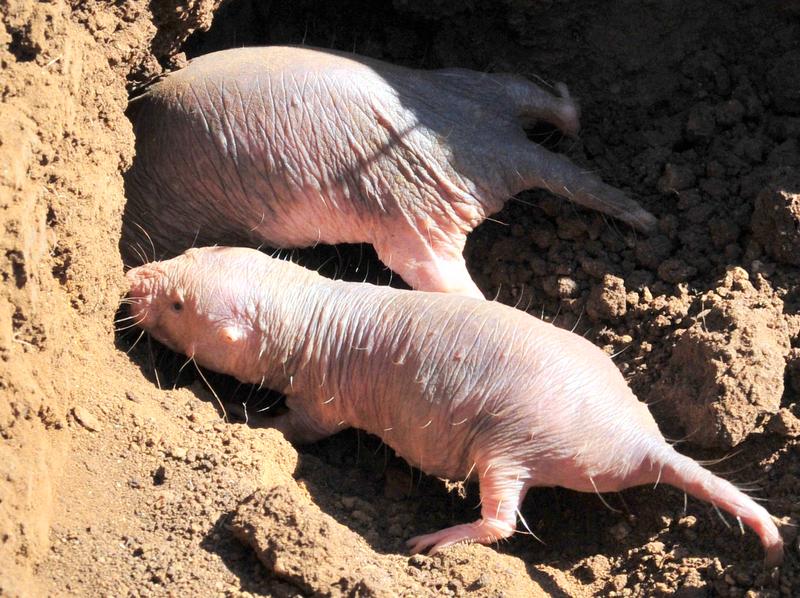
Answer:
[237,266,393,393]
[227,260,321,387]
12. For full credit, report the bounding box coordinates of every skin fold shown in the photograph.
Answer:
[123,45,656,298]
[125,247,782,565]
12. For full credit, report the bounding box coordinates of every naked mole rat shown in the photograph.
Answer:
[124,45,656,298]
[125,246,783,565]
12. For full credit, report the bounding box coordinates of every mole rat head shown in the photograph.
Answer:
[125,247,257,376]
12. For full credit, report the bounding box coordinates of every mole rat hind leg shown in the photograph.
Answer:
[406,459,530,554]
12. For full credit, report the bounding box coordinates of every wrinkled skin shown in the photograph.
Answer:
[123,46,656,298]
[126,247,782,566]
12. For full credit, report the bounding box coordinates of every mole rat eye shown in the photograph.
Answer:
[172,301,183,312]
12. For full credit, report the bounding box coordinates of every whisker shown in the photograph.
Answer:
[114,313,141,324]
[127,242,147,267]
[694,449,744,468]
[711,502,731,529]
[177,355,193,375]
[610,344,632,360]
[315,255,337,274]
[189,227,201,251]
[256,393,284,413]
[332,245,343,281]
[492,284,502,302]
[115,316,147,332]
[147,335,162,390]
[589,477,621,513]
[516,508,545,545]
[551,302,562,326]
[131,220,157,262]
[126,328,146,354]
[192,357,228,422]
[570,305,585,333]
[509,194,541,209]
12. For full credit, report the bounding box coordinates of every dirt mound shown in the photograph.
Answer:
[651,268,790,447]
[230,486,547,597]
[1,0,798,596]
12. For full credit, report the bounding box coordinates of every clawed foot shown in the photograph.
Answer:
[406,518,515,555]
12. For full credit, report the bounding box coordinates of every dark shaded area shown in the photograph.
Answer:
[6,250,27,288]
[8,27,38,62]
[184,0,451,66]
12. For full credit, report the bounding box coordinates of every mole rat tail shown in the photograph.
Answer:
[657,445,784,567]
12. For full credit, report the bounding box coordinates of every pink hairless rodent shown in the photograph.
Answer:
[126,246,784,566]
[123,46,655,299]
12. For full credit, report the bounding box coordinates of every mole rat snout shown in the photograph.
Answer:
[125,266,162,325]
[126,267,150,301]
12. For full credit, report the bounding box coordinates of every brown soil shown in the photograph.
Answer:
[1,0,798,596]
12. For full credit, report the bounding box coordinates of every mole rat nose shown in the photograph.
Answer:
[124,265,163,328]
[125,267,147,297]
[125,265,162,304]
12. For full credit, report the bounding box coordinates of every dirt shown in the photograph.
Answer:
[1,0,798,596]
[650,267,791,448]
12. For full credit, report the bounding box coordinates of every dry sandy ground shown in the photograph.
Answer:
[1,0,799,596]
